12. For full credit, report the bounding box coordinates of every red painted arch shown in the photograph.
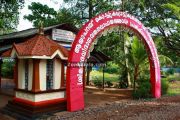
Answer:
[66,10,161,112]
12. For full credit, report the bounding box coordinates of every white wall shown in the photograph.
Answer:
[21,58,63,91]
[39,59,47,91]
[18,59,25,89]
[15,91,65,102]
[28,59,33,90]
[53,59,62,89]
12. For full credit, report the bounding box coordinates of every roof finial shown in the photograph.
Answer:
[38,20,44,35]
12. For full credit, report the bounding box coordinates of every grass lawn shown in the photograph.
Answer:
[167,81,180,96]
[90,70,180,96]
[90,70,119,82]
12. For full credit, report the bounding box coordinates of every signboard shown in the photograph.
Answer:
[52,29,76,42]
[67,10,161,112]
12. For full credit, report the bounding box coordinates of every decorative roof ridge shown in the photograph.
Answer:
[29,35,41,55]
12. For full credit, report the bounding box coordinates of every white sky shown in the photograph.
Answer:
[17,0,63,31]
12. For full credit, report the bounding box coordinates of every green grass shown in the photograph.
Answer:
[90,70,119,82]
[90,70,180,96]
[162,74,180,96]
[167,81,180,96]
[167,75,180,81]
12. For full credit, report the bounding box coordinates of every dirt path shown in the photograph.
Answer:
[84,87,133,107]
[0,87,179,120]
[50,95,180,120]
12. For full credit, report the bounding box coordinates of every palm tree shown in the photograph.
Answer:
[130,36,147,90]
[129,36,173,91]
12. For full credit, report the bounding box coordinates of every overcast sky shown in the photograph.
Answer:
[17,0,63,31]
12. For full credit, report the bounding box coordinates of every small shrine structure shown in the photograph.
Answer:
[0,23,111,118]
[1,29,68,117]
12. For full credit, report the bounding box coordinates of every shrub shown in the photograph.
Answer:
[118,69,128,88]
[93,79,102,88]
[161,78,169,95]
[167,75,180,82]
[105,81,113,88]
[104,62,119,74]
[2,60,15,78]
[132,78,151,99]
[166,68,175,75]
[118,79,128,88]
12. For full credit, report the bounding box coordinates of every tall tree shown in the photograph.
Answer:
[125,0,180,57]
[63,0,119,26]
[24,2,58,27]
[24,2,79,27]
[130,36,147,90]
[0,0,24,35]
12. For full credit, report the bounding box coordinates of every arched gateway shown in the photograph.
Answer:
[66,10,161,111]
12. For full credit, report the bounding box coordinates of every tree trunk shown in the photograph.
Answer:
[86,66,91,85]
[124,34,131,87]
[133,65,139,91]
[88,0,93,19]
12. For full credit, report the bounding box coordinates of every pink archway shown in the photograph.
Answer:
[66,10,161,112]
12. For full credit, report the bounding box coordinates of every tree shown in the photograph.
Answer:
[24,2,58,27]
[63,0,119,26]
[130,37,148,90]
[125,0,180,57]
[0,0,24,35]
[24,2,81,27]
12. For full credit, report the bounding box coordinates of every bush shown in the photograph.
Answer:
[93,79,102,88]
[104,62,119,74]
[118,79,128,88]
[118,68,128,88]
[166,68,175,75]
[105,81,113,87]
[132,78,152,99]
[167,75,180,82]
[161,78,169,95]
[2,60,15,78]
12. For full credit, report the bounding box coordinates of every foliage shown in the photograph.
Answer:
[130,36,148,90]
[24,2,58,27]
[118,67,128,88]
[2,60,15,79]
[127,0,180,57]
[166,68,175,75]
[96,31,132,87]
[91,71,114,88]
[24,2,84,27]
[0,0,24,35]
[105,81,113,88]
[118,78,128,88]
[167,81,180,95]
[93,79,102,88]
[63,0,119,26]
[104,62,119,74]
[161,78,169,95]
[166,74,180,82]
[158,55,173,67]
[132,77,152,99]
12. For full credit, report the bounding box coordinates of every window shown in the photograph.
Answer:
[46,59,54,90]
[24,60,28,90]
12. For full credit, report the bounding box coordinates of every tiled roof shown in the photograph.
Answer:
[1,49,11,57]
[12,34,69,57]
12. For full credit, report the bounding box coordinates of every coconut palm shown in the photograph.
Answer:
[129,36,148,90]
